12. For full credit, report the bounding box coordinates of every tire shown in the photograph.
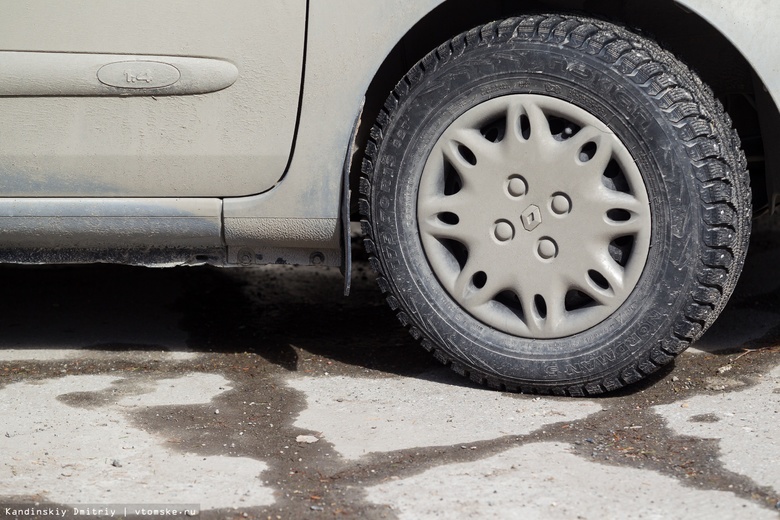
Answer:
[359,14,751,395]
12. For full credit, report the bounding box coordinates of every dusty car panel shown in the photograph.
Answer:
[0,0,305,198]
[0,198,222,250]
[676,0,780,207]
[677,0,780,107]
[222,0,446,266]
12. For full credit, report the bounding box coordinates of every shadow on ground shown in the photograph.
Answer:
[1,221,780,387]
[0,257,438,378]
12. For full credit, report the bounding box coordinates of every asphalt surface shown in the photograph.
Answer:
[0,222,779,519]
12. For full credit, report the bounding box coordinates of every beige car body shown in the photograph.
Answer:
[0,0,776,279]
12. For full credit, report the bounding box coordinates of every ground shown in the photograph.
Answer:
[0,221,779,519]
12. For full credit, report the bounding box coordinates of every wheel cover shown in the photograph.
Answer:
[417,94,652,339]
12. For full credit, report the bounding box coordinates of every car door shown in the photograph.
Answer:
[0,0,305,198]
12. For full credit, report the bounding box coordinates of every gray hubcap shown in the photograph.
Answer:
[417,95,651,339]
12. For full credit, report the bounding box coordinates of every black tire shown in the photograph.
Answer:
[359,14,751,395]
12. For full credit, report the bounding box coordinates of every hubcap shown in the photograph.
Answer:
[417,94,651,339]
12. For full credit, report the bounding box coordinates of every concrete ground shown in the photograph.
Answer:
[0,222,779,519]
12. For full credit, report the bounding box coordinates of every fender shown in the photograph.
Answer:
[222,0,446,264]
[676,0,780,106]
[676,0,780,210]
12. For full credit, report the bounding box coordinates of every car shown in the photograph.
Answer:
[1,0,772,395]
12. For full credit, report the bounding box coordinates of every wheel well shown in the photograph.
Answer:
[350,0,769,215]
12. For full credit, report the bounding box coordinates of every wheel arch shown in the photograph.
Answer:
[350,0,774,216]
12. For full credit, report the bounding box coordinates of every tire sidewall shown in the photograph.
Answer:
[372,39,701,386]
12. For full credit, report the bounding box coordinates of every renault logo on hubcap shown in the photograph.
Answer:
[521,205,542,232]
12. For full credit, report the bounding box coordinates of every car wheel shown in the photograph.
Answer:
[360,15,751,395]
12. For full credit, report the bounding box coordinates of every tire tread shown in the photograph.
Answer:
[359,14,751,396]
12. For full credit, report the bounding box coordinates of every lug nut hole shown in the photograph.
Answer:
[507,175,528,198]
[537,238,558,260]
[493,220,515,242]
[551,193,572,215]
